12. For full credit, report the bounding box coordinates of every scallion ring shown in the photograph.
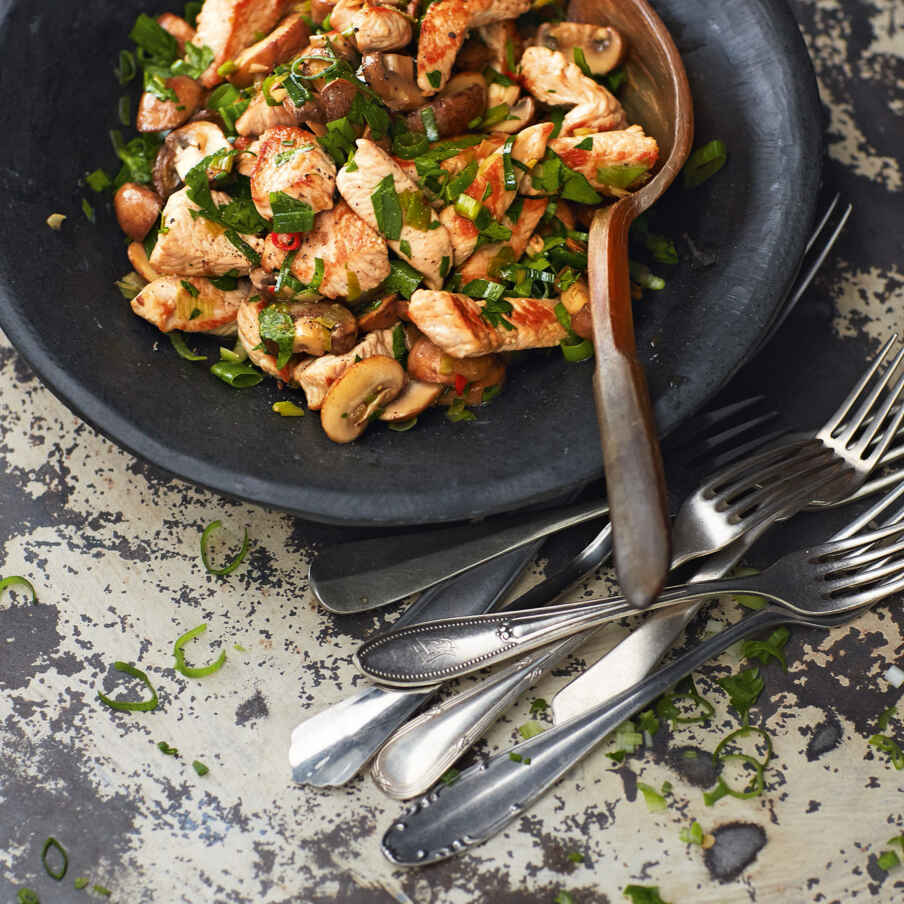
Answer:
[41,837,68,881]
[683,139,728,188]
[703,753,765,805]
[173,623,227,677]
[97,661,159,712]
[210,361,264,388]
[200,520,250,576]
[560,338,593,363]
[169,332,207,361]
[713,725,774,767]
[0,575,37,603]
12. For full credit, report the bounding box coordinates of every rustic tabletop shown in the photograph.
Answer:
[2,1,902,902]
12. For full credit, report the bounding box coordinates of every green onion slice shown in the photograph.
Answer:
[17,890,40,904]
[42,837,68,881]
[97,661,159,712]
[0,575,37,603]
[210,361,264,388]
[173,622,228,677]
[683,139,728,188]
[713,725,773,766]
[200,520,250,576]
[454,194,482,221]
[501,136,516,191]
[169,332,207,361]
[157,740,179,756]
[420,106,439,142]
[388,417,418,432]
[272,401,305,417]
[192,759,210,776]
[703,753,765,805]
[560,337,593,363]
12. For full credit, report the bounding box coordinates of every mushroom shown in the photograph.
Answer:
[407,336,501,389]
[379,380,443,421]
[319,78,361,122]
[357,293,400,332]
[156,12,195,53]
[360,53,425,112]
[559,277,593,341]
[437,357,506,407]
[127,242,161,283]
[535,22,626,75]
[136,76,204,132]
[114,183,163,241]
[152,121,232,199]
[491,96,536,134]
[405,72,487,138]
[320,355,406,442]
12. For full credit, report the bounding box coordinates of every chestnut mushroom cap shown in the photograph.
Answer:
[378,379,443,421]
[136,76,204,133]
[405,73,488,139]
[114,183,163,242]
[534,22,626,75]
[360,53,425,112]
[320,356,406,442]
[357,293,400,332]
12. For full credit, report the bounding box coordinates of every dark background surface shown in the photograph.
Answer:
[1,0,902,902]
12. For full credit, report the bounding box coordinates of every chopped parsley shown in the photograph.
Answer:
[718,667,764,724]
[370,175,403,240]
[259,304,296,368]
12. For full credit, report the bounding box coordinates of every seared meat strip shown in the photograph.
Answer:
[131,276,253,335]
[150,188,264,277]
[330,0,412,52]
[336,139,452,289]
[519,45,627,135]
[549,126,659,194]
[408,289,567,357]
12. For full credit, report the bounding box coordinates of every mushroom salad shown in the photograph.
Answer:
[113,0,659,443]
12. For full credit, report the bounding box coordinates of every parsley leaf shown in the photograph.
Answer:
[718,667,764,724]
[371,174,403,240]
[258,305,296,368]
[742,627,791,670]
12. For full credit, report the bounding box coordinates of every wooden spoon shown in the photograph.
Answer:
[571,0,693,607]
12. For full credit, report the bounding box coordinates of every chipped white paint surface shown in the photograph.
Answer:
[2,0,904,902]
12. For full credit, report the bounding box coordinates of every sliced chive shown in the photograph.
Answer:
[97,661,159,712]
[199,520,250,576]
[192,759,209,776]
[74,877,90,889]
[0,575,37,602]
[81,199,95,223]
[420,106,439,142]
[157,740,179,756]
[370,175,403,240]
[169,332,207,362]
[92,885,112,897]
[272,401,305,417]
[683,139,728,188]
[41,836,68,881]
[388,417,418,432]
[173,623,228,678]
[86,169,112,192]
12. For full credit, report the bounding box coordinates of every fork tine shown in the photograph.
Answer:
[832,476,904,539]
[804,193,841,255]
[857,373,904,459]
[818,518,904,556]
[821,334,899,435]
[820,529,904,574]
[704,427,790,473]
[704,438,821,495]
[721,446,837,510]
[831,343,904,441]
[825,555,904,593]
[830,571,904,608]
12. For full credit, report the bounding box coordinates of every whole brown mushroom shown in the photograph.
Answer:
[136,76,203,133]
[114,183,163,242]
[360,54,425,112]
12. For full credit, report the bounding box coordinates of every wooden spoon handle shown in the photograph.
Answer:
[588,203,671,608]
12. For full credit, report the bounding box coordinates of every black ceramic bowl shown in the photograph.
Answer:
[0,0,821,525]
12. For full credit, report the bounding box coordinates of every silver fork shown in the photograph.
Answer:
[554,334,904,722]
[379,479,904,866]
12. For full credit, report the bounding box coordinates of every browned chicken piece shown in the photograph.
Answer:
[439,136,505,177]
[304,29,360,59]
[234,137,260,176]
[131,276,253,335]
[157,12,196,53]
[228,14,311,88]
[336,140,453,289]
[407,289,567,357]
[439,122,553,264]
[150,188,265,277]
[191,0,297,88]
[296,327,400,409]
[417,0,532,95]
[235,90,301,137]
[260,201,391,298]
[549,126,659,195]
[330,0,412,52]
[250,126,336,219]
[519,46,627,135]
[136,76,203,133]
[458,197,547,283]
[236,297,307,381]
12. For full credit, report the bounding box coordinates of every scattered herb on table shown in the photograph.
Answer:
[173,623,227,678]
[200,520,250,575]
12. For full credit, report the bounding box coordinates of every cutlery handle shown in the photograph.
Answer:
[371,634,586,799]
[589,204,671,608]
[357,574,773,686]
[310,498,609,613]
[290,544,542,787]
[381,608,793,866]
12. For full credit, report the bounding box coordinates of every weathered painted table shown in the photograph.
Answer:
[2,1,902,901]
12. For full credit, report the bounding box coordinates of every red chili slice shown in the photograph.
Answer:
[270,232,302,251]
[454,373,467,396]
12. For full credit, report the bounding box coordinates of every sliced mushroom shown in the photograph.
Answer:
[153,121,233,199]
[456,37,493,72]
[233,136,260,177]
[487,81,520,109]
[320,355,406,442]
[114,183,162,241]
[406,335,501,388]
[357,293,400,332]
[127,242,160,283]
[260,301,359,357]
[361,53,425,112]
[319,78,361,122]
[436,358,506,407]
[535,22,626,76]
[491,96,535,134]
[136,76,204,133]
[379,380,443,421]
[406,73,487,138]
